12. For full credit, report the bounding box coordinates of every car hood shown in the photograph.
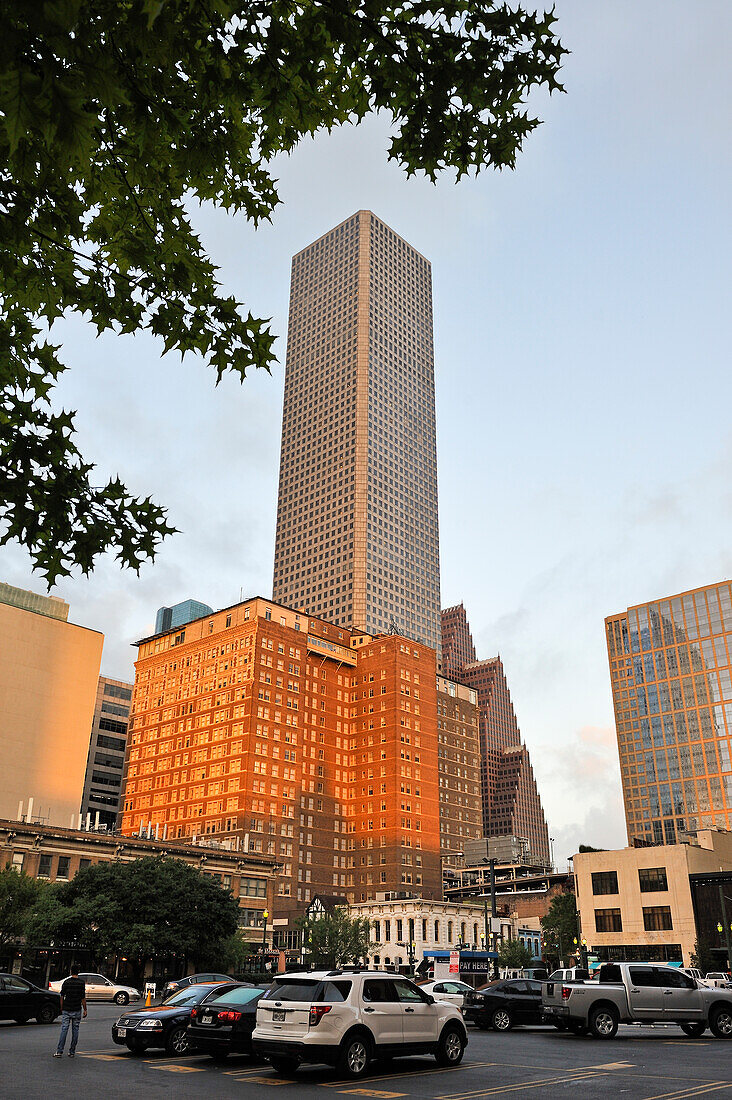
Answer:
[119,1005,191,1020]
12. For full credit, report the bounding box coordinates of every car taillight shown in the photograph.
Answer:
[561,986,571,1001]
[217,1010,242,1022]
[309,1005,332,1027]
[190,1008,197,1018]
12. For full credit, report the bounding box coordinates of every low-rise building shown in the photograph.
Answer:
[573,828,732,966]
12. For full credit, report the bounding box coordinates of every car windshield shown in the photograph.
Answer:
[164,986,221,1007]
[205,986,264,1006]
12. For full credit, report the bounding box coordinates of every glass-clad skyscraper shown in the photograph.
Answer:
[606,581,732,845]
[272,211,441,652]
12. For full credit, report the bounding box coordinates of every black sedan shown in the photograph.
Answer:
[112,982,230,1054]
[0,973,61,1025]
[187,982,268,1061]
[464,979,545,1032]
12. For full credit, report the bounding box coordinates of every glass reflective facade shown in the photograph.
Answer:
[606,580,732,845]
[272,211,441,652]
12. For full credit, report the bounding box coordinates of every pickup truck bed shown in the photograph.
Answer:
[542,962,732,1040]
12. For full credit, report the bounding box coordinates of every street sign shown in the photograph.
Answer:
[449,951,460,974]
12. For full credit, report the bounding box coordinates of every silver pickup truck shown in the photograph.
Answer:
[542,962,732,1039]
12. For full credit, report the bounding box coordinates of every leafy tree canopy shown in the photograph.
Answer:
[23,856,239,980]
[497,938,533,969]
[540,890,577,959]
[300,907,372,969]
[0,865,44,948]
[690,937,717,976]
[0,0,565,583]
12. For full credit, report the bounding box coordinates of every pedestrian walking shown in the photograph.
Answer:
[53,964,87,1058]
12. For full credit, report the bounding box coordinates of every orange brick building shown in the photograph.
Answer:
[120,598,448,929]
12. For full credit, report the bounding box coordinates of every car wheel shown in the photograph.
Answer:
[491,1008,512,1032]
[36,1004,56,1024]
[710,1007,732,1039]
[166,1026,190,1055]
[337,1033,371,1079]
[269,1056,299,1076]
[680,1023,706,1038]
[589,1005,619,1040]
[115,991,129,1006]
[436,1024,465,1067]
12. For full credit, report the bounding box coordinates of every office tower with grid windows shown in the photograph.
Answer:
[272,211,441,653]
[606,580,732,846]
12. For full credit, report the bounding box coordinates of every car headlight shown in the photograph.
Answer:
[138,1019,163,1029]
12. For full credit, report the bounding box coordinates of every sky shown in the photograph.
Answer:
[3,1,731,867]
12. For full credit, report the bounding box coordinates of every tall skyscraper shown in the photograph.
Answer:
[272,211,441,652]
[441,606,551,866]
[606,580,732,846]
[80,675,133,829]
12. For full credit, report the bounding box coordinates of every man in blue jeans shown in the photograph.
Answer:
[53,965,87,1057]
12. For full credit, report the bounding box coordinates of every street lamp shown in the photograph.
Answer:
[261,909,269,960]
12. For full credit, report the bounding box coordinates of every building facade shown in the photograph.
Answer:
[606,579,732,845]
[573,829,732,967]
[440,607,551,866]
[272,211,441,652]
[119,597,448,930]
[80,676,133,829]
[155,599,213,635]
[436,676,482,869]
[0,583,103,828]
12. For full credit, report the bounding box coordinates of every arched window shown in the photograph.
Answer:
[447,920,453,943]
[473,923,478,944]
[460,921,466,942]
[434,919,440,942]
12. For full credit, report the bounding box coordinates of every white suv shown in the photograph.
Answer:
[252,968,467,1078]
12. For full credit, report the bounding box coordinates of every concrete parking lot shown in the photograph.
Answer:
[2,1004,731,1099]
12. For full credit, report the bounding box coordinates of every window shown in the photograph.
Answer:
[11,852,23,870]
[629,966,657,987]
[594,908,622,932]
[643,906,673,931]
[38,854,52,877]
[591,871,619,895]
[240,877,267,897]
[638,867,668,893]
[56,856,71,879]
[658,968,694,988]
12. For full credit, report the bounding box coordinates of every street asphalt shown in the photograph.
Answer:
[2,1002,731,1099]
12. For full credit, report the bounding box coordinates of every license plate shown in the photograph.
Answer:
[202,1015,213,1025]
[117,1027,127,1038]
[273,1009,285,1023]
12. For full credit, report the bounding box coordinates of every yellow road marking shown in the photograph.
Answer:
[78,1054,120,1061]
[437,1070,607,1099]
[339,1091,407,1098]
[322,1062,497,1087]
[642,1086,732,1100]
[662,1042,710,1046]
[235,1077,293,1085]
[151,1064,205,1073]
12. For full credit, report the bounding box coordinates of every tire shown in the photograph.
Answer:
[337,1032,371,1079]
[491,1008,513,1032]
[680,1023,706,1038]
[589,1005,619,1040]
[36,1004,56,1024]
[114,991,129,1006]
[166,1025,191,1055]
[435,1024,465,1067]
[269,1055,299,1076]
[710,1006,732,1039]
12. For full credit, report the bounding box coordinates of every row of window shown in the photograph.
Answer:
[595,906,673,932]
[592,867,668,894]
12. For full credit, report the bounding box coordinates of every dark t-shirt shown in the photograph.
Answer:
[60,976,86,1012]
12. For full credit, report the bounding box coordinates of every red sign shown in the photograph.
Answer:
[449,951,460,974]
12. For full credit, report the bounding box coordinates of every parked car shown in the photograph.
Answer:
[543,961,732,1039]
[0,973,61,1024]
[186,982,269,1060]
[677,968,710,987]
[464,979,545,1032]
[112,981,230,1054]
[161,972,235,1002]
[418,980,474,1008]
[521,968,549,981]
[252,969,467,1079]
[549,968,589,983]
[706,973,732,989]
[49,972,141,1005]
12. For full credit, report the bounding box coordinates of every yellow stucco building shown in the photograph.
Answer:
[0,583,103,827]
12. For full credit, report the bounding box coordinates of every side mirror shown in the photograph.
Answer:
[425,994,435,1004]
